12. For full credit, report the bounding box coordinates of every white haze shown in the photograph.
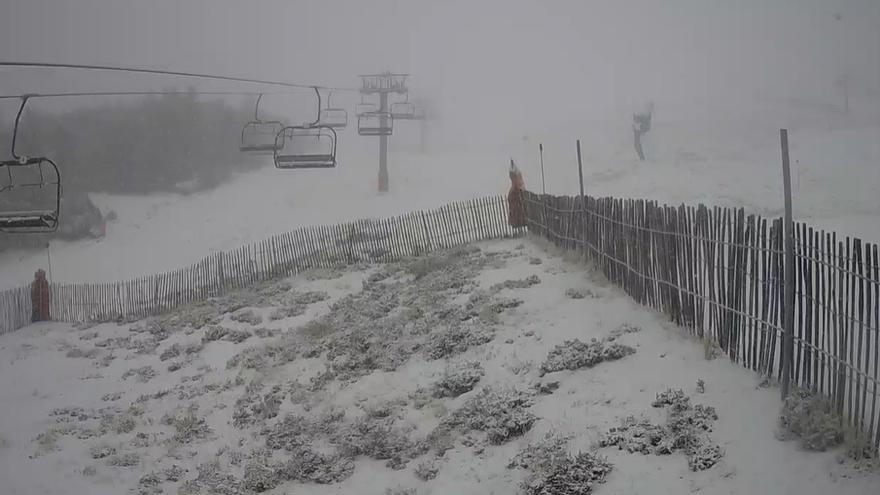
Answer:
[1,0,878,152]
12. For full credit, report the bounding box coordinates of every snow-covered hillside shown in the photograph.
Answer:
[2,240,876,495]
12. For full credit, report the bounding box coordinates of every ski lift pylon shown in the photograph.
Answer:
[358,112,393,136]
[0,96,62,233]
[240,94,285,154]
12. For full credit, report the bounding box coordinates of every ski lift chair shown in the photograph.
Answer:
[355,102,378,117]
[390,101,416,120]
[358,112,393,136]
[240,120,285,153]
[273,126,338,169]
[0,157,61,233]
[320,108,348,129]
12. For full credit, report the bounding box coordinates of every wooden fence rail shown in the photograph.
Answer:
[522,190,880,451]
[0,195,514,334]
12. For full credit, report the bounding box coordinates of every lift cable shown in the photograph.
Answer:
[0,61,358,92]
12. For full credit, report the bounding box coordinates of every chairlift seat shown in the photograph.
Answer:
[0,210,57,230]
[274,154,336,169]
[239,143,280,153]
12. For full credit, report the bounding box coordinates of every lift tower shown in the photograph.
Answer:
[359,72,408,192]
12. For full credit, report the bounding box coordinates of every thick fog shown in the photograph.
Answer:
[1,0,878,151]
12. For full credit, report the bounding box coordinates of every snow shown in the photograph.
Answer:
[1,239,877,494]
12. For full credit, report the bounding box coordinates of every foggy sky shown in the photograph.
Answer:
[1,0,878,146]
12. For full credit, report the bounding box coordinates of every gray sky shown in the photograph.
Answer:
[1,0,878,146]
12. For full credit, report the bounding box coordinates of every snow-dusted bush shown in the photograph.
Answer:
[508,433,571,472]
[230,309,263,326]
[565,288,586,299]
[539,339,635,376]
[601,390,722,471]
[414,459,439,481]
[65,347,100,359]
[170,410,211,444]
[274,446,354,484]
[332,416,428,468]
[105,451,140,467]
[441,388,536,445]
[491,275,541,292]
[233,383,284,428]
[122,365,156,383]
[778,388,844,452]
[242,454,280,493]
[522,452,612,495]
[433,361,484,398]
[425,324,493,360]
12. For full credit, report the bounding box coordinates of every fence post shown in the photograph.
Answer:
[576,140,585,259]
[780,128,795,400]
[539,143,548,240]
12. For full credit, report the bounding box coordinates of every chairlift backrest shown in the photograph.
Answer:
[320,108,348,129]
[240,120,285,153]
[390,101,416,120]
[0,157,61,233]
[273,126,338,169]
[355,102,378,117]
[357,112,393,136]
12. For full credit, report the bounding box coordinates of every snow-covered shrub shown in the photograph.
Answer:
[441,388,536,445]
[508,433,571,472]
[332,416,428,468]
[539,339,635,376]
[89,444,116,459]
[230,309,263,326]
[606,323,641,340]
[171,410,211,444]
[65,347,100,359]
[433,361,484,398]
[778,388,844,452]
[491,275,541,292]
[184,460,245,495]
[414,459,439,481]
[242,454,280,493]
[233,384,284,428]
[425,324,493,360]
[122,365,156,383]
[602,391,722,471]
[159,343,181,361]
[522,452,612,495]
[274,446,354,484]
[105,451,140,467]
[263,414,318,452]
[162,464,186,482]
[405,255,453,280]
[565,288,586,299]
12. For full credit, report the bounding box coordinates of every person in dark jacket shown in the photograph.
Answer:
[633,101,654,161]
[507,159,527,229]
[31,269,50,322]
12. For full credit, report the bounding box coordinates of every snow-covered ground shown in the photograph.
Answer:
[1,102,877,290]
[1,239,877,495]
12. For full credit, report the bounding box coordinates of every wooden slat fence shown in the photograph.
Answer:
[522,190,880,451]
[0,195,514,334]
